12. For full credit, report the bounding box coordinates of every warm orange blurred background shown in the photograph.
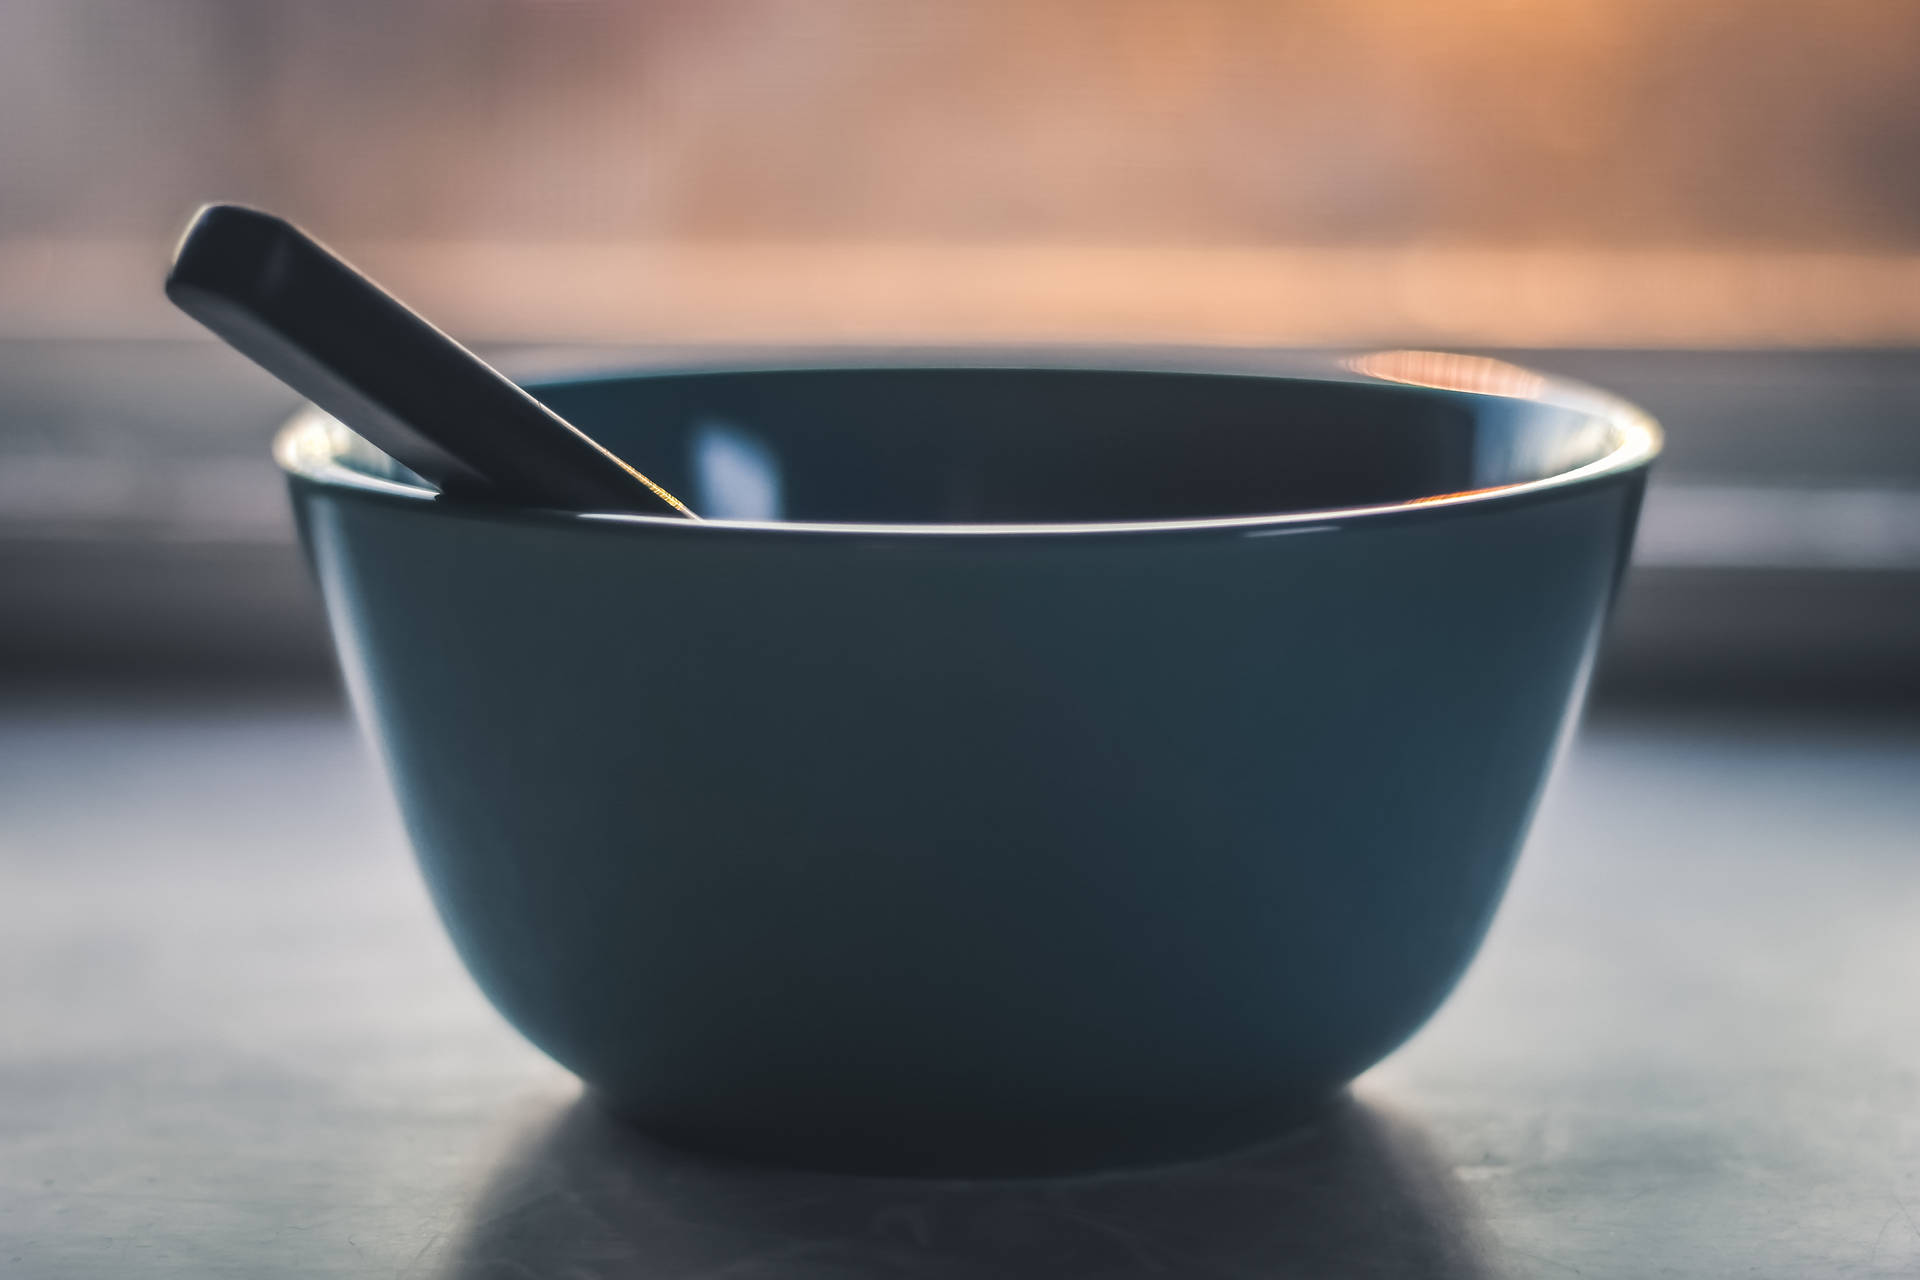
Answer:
[2,0,1918,694]
[6,0,1920,345]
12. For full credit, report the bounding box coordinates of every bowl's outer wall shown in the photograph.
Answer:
[291,459,1646,1174]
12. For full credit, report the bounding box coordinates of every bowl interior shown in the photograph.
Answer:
[341,363,1635,525]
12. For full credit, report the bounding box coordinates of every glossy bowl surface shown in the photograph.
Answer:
[280,352,1657,1174]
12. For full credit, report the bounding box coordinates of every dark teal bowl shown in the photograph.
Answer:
[278,352,1659,1175]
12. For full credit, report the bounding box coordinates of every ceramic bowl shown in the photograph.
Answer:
[278,352,1659,1174]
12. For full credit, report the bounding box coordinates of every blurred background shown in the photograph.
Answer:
[3,0,1917,702]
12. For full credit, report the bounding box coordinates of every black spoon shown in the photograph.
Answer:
[165,203,697,518]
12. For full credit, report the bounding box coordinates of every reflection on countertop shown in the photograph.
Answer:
[443,1093,1493,1279]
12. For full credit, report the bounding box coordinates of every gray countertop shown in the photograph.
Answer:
[4,697,1918,1278]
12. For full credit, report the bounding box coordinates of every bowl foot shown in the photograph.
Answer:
[584,1086,1349,1179]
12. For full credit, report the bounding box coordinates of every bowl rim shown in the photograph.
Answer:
[273,349,1661,539]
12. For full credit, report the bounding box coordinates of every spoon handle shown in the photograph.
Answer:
[166,204,695,517]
